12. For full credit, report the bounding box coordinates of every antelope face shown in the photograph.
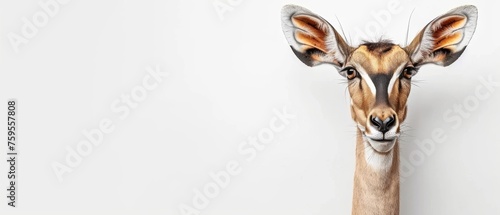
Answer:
[344,43,413,153]
[281,5,477,154]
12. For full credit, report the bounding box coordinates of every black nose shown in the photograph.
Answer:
[370,115,395,133]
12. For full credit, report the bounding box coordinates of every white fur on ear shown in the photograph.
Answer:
[281,5,350,67]
[408,5,478,66]
[280,5,314,56]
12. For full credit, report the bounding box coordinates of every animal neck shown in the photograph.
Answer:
[351,129,400,215]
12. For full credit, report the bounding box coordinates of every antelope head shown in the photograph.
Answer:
[281,5,477,155]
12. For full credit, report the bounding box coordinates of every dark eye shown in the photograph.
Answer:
[402,67,416,79]
[343,67,358,80]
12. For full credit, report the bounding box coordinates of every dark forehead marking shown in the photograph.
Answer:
[370,74,392,105]
[363,41,395,55]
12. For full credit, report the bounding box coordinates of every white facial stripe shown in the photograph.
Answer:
[387,63,407,96]
[352,63,376,95]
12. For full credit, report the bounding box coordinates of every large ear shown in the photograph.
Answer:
[406,5,478,67]
[281,5,351,69]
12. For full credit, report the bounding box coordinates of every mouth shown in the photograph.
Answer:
[364,135,398,153]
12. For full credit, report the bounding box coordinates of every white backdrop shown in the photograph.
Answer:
[0,0,499,214]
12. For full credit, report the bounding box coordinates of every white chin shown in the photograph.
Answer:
[366,138,397,153]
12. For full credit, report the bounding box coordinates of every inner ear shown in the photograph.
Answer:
[291,15,329,52]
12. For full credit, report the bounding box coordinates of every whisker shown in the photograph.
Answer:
[405,8,416,46]
[411,79,426,84]
[344,85,350,100]
[338,79,348,84]
[349,32,353,47]
[411,82,421,88]
[335,15,349,46]
[400,129,415,134]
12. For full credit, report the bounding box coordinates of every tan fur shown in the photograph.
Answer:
[352,131,400,215]
[348,45,410,215]
[348,45,411,127]
[349,45,410,75]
